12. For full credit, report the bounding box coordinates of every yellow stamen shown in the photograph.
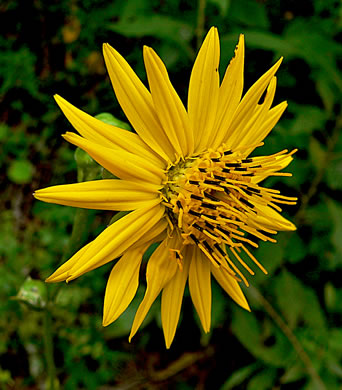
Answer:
[161,145,296,288]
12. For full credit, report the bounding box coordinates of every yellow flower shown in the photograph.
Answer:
[34,27,297,348]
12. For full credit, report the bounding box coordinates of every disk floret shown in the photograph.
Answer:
[162,145,297,285]
[35,27,299,347]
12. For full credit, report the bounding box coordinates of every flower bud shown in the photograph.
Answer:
[16,277,48,311]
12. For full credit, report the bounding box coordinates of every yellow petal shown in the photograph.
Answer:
[64,132,165,184]
[130,219,168,249]
[247,101,288,154]
[251,152,293,184]
[233,76,278,150]
[103,43,175,162]
[251,205,296,231]
[161,247,190,348]
[103,241,151,326]
[129,235,180,341]
[224,57,283,147]
[46,242,91,283]
[188,27,220,153]
[212,34,245,150]
[143,46,193,157]
[54,95,165,168]
[49,202,165,282]
[210,265,250,311]
[34,179,160,211]
[188,246,211,333]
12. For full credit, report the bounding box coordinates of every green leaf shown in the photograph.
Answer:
[325,155,342,190]
[0,368,13,387]
[309,137,326,171]
[305,202,331,230]
[158,43,182,68]
[241,20,342,92]
[0,47,39,96]
[286,234,307,264]
[326,360,342,379]
[229,0,269,28]
[119,0,152,20]
[283,158,311,190]
[7,159,34,184]
[56,285,92,310]
[231,307,294,367]
[74,147,96,167]
[328,328,342,353]
[208,0,231,17]
[0,123,9,142]
[220,363,260,390]
[247,368,276,390]
[253,240,284,279]
[283,19,342,90]
[325,285,342,313]
[242,31,298,57]
[274,270,327,333]
[107,15,194,47]
[101,167,117,179]
[95,112,131,131]
[74,148,101,182]
[324,282,336,312]
[326,198,342,254]
[289,105,327,136]
[280,363,306,384]
[316,74,336,114]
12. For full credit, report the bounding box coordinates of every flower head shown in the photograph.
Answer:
[34,27,297,348]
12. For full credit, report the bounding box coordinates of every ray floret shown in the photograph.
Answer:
[34,27,297,348]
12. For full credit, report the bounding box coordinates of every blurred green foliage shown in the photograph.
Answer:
[1,0,342,389]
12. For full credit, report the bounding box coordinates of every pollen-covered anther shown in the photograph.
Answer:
[161,145,297,286]
[35,30,301,347]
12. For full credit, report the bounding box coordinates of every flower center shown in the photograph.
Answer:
[162,144,297,285]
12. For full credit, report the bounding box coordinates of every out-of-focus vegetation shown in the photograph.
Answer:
[1,0,342,389]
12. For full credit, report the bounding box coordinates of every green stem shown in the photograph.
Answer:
[62,208,90,262]
[49,207,91,301]
[43,308,56,390]
[41,150,102,388]
[249,286,326,389]
[150,346,214,382]
[196,0,206,50]
[295,113,342,223]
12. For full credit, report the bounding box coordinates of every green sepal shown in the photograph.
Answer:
[74,148,101,182]
[95,112,131,131]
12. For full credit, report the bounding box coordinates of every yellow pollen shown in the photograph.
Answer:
[161,145,297,287]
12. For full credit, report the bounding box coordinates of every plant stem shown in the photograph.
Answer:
[49,208,91,301]
[295,113,342,223]
[149,346,214,382]
[249,286,326,389]
[41,151,101,388]
[62,208,90,262]
[43,308,56,390]
[196,0,206,50]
